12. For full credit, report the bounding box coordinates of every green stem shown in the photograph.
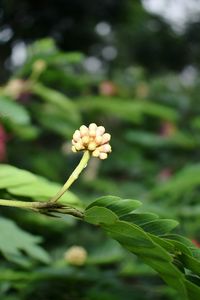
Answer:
[50,150,91,202]
[0,199,84,218]
[0,199,45,209]
[0,199,67,210]
[0,150,90,217]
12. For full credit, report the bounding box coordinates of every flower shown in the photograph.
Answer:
[72,123,112,160]
[64,246,88,266]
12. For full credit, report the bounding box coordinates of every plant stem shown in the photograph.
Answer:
[0,151,90,217]
[50,150,91,203]
[0,199,46,209]
[0,199,84,218]
[0,199,66,210]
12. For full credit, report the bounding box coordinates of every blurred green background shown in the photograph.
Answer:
[1,0,200,299]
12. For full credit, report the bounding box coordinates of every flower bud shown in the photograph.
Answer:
[64,246,87,266]
[80,125,88,137]
[99,153,108,160]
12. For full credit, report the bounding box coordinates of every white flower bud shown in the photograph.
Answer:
[99,153,108,160]
[89,123,97,131]
[73,130,81,141]
[102,133,111,144]
[95,136,102,145]
[80,125,88,137]
[103,144,112,153]
[96,126,105,136]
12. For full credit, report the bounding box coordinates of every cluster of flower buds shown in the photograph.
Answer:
[72,123,111,160]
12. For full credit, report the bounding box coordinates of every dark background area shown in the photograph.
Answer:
[1,0,200,81]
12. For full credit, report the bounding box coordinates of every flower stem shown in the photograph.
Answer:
[50,150,90,203]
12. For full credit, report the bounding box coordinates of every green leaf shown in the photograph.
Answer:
[184,280,200,300]
[32,83,81,125]
[0,96,30,125]
[86,196,141,217]
[149,234,175,253]
[86,195,121,210]
[122,212,159,225]
[152,164,200,199]
[0,164,80,206]
[181,254,200,276]
[103,221,157,251]
[125,130,196,149]
[85,196,200,298]
[8,179,79,205]
[107,199,142,217]
[78,97,179,123]
[141,219,179,236]
[84,206,118,225]
[0,217,50,265]
[0,165,36,188]
[35,104,76,137]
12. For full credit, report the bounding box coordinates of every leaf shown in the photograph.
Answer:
[0,217,50,265]
[141,219,179,236]
[122,212,159,225]
[84,206,118,225]
[125,130,196,149]
[35,104,76,137]
[86,195,121,209]
[0,164,80,206]
[8,180,79,205]
[184,280,200,300]
[78,97,179,123]
[149,234,175,253]
[152,164,200,199]
[103,220,157,250]
[107,199,142,217]
[181,254,200,276]
[0,96,30,125]
[0,165,36,188]
[165,239,192,256]
[86,196,141,217]
[84,196,200,298]
[27,38,84,64]
[32,83,81,125]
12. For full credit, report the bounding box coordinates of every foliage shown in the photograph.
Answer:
[0,37,200,300]
[85,196,200,300]
[0,216,50,266]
